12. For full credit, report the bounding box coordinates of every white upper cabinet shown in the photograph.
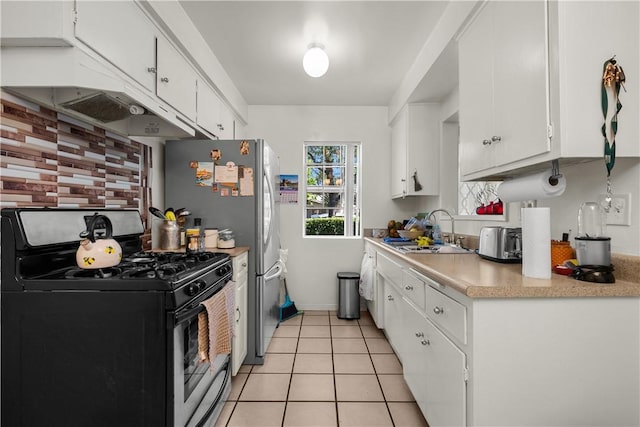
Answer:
[0,1,74,46]
[156,36,197,121]
[197,80,235,139]
[551,1,639,159]
[459,1,549,179]
[459,0,639,181]
[196,79,222,136]
[1,0,244,136]
[390,104,440,199]
[217,103,235,140]
[75,1,157,92]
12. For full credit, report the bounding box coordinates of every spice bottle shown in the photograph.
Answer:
[186,218,204,253]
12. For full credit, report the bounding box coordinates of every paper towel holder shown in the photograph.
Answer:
[549,160,562,185]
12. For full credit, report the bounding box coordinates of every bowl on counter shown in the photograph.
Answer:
[398,229,423,240]
[372,228,388,238]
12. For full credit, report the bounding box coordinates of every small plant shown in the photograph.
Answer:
[305,217,345,235]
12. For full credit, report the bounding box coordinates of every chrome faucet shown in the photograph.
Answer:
[428,209,455,245]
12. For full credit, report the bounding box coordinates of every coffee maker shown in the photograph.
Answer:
[573,202,614,283]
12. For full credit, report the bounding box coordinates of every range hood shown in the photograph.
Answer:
[59,91,145,123]
[1,46,195,138]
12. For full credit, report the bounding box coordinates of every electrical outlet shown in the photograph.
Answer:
[598,193,631,226]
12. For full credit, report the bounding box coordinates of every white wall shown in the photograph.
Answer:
[245,105,420,310]
[542,158,640,256]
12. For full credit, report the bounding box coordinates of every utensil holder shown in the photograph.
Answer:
[159,220,180,250]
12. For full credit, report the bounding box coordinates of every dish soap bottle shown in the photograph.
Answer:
[432,224,442,245]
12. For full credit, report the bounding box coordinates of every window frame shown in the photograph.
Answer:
[302,141,361,238]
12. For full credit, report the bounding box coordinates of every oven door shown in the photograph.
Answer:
[173,303,231,427]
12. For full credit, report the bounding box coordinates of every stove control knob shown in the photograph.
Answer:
[217,265,231,276]
[186,280,205,296]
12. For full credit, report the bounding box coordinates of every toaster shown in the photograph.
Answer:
[478,226,522,263]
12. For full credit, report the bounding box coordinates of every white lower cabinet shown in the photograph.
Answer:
[382,280,405,361]
[373,247,469,426]
[401,303,428,411]
[404,302,467,427]
[231,251,248,376]
[369,243,639,427]
[422,313,466,427]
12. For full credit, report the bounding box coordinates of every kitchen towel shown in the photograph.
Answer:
[497,169,566,202]
[359,253,374,301]
[198,280,235,370]
[521,207,551,279]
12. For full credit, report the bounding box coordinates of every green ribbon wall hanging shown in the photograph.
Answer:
[601,56,626,207]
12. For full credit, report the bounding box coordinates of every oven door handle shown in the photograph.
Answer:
[173,272,233,326]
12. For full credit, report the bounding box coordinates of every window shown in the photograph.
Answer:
[304,142,361,237]
[458,181,501,215]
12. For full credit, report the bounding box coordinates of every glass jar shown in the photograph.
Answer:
[577,202,606,238]
[217,229,235,249]
[185,218,204,253]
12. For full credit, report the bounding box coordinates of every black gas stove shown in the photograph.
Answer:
[61,251,226,281]
[2,208,231,308]
[1,208,233,427]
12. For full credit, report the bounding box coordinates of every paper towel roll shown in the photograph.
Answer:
[521,207,551,279]
[497,170,566,202]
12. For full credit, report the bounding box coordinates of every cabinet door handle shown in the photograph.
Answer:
[433,306,444,315]
[421,339,430,346]
[236,307,241,322]
[482,139,492,145]
[415,332,424,338]
[242,262,247,268]
[405,285,413,291]
[147,67,157,73]
[387,295,394,301]
[160,77,169,83]
[491,135,502,143]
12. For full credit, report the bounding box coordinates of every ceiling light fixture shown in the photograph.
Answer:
[303,43,329,78]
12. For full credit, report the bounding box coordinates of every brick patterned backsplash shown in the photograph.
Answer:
[1,91,152,245]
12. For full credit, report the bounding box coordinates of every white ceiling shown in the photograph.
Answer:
[179,1,455,106]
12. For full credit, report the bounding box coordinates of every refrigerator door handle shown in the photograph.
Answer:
[264,262,284,282]
[263,170,275,250]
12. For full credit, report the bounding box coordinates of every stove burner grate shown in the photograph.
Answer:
[64,267,122,279]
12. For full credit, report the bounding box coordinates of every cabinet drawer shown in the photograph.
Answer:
[232,252,249,281]
[402,270,426,311]
[377,252,402,286]
[426,285,467,344]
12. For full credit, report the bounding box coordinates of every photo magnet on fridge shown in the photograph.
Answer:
[195,162,214,187]
[239,167,254,196]
[211,149,221,162]
[240,140,250,155]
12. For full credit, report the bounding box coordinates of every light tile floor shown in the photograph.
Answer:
[214,310,429,427]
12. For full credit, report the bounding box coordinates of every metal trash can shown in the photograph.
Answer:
[337,272,360,319]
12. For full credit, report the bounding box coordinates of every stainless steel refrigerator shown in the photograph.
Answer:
[165,139,281,364]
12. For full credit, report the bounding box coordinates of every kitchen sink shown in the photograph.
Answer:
[383,242,475,254]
